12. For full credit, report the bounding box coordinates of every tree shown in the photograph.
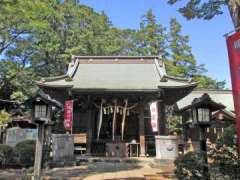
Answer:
[0,0,124,99]
[167,0,240,29]
[130,10,225,89]
[0,60,36,100]
[193,75,226,89]
[135,9,168,56]
[0,2,227,101]
[166,18,225,88]
[0,0,58,56]
[167,18,203,78]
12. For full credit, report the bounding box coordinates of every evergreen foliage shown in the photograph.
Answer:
[0,1,226,100]
[167,0,240,28]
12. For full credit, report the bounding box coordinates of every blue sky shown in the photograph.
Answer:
[81,0,234,89]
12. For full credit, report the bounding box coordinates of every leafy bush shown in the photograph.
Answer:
[174,152,207,180]
[0,109,11,126]
[15,140,35,167]
[175,125,240,180]
[209,125,240,179]
[209,145,240,179]
[0,144,18,166]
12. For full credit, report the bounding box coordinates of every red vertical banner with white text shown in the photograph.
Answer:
[64,100,73,132]
[150,101,159,132]
[226,31,240,151]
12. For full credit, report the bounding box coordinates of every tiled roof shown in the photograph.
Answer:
[37,56,197,92]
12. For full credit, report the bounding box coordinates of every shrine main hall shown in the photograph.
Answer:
[37,56,197,157]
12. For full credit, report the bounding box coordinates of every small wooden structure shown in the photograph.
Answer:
[37,56,197,157]
[179,93,227,152]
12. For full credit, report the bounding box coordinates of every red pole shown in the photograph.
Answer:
[226,31,240,152]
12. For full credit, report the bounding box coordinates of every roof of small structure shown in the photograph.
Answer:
[212,109,235,122]
[180,93,225,112]
[37,56,197,93]
[25,90,63,109]
[177,90,234,111]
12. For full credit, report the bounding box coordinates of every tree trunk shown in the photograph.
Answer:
[227,0,240,29]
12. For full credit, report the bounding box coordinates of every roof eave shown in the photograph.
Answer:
[71,88,160,92]
[36,81,73,88]
[158,82,198,89]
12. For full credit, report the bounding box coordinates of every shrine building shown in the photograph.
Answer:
[37,56,197,157]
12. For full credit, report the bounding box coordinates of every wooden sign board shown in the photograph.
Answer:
[73,133,87,144]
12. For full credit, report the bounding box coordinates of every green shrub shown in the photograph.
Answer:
[0,144,18,166]
[174,152,207,180]
[15,140,35,167]
[209,125,240,179]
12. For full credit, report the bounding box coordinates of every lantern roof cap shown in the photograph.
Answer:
[25,90,63,109]
[180,93,225,112]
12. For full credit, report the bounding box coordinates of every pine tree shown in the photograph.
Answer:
[167,0,240,29]
[167,18,203,78]
[136,9,167,56]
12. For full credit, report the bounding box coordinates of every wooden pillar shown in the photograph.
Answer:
[139,105,146,157]
[86,109,93,155]
[43,125,52,168]
[158,100,166,135]
[33,123,45,180]
[182,111,189,142]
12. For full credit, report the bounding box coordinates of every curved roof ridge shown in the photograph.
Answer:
[39,75,68,82]
[165,74,193,83]
[154,57,166,80]
[74,55,159,59]
[67,60,79,78]
[36,58,79,84]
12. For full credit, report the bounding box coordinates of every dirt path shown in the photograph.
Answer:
[0,158,175,180]
[43,158,175,180]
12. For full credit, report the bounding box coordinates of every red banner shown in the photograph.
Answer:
[64,100,73,131]
[150,101,158,132]
[226,31,240,151]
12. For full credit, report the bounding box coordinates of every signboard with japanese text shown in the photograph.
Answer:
[150,101,158,132]
[64,100,73,131]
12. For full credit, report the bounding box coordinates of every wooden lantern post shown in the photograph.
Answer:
[25,90,62,180]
